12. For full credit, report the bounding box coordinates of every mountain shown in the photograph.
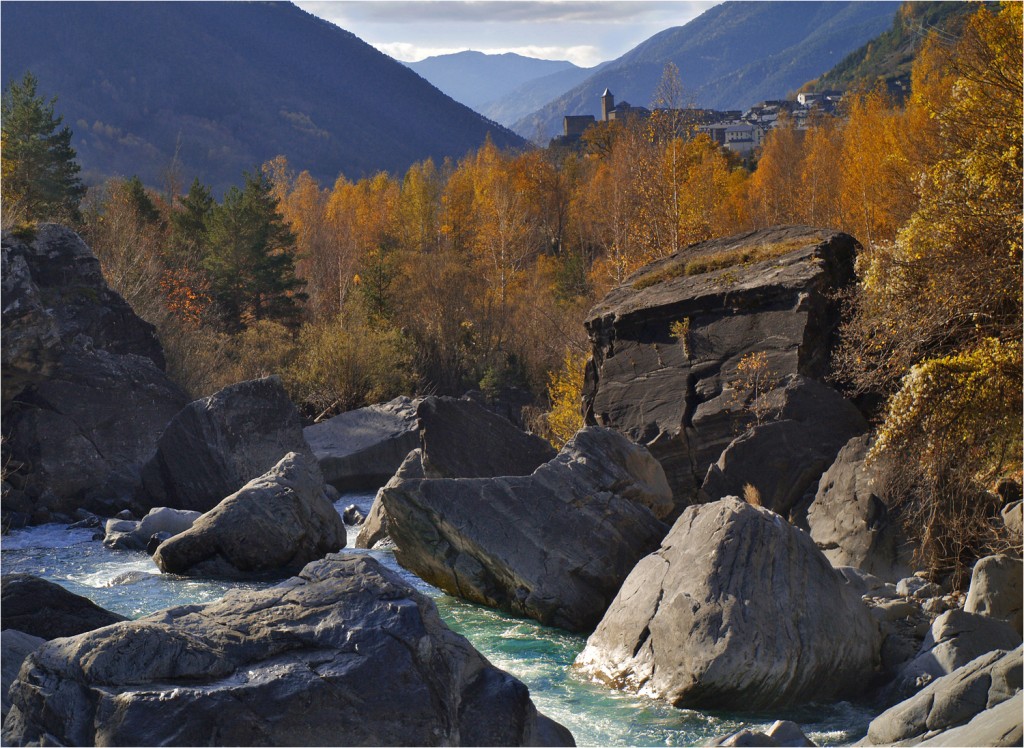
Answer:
[407,51,583,111]
[802,1,980,95]
[0,2,526,194]
[513,1,901,140]
[479,64,603,131]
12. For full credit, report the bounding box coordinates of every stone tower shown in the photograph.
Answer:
[601,88,614,122]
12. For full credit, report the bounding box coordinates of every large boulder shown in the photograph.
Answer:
[356,448,425,549]
[104,506,201,551]
[382,427,671,632]
[1,225,189,521]
[415,396,557,479]
[303,396,421,491]
[700,375,866,520]
[575,497,880,710]
[1,630,45,721]
[137,376,315,513]
[583,226,858,515]
[806,435,913,581]
[2,554,575,747]
[153,452,345,579]
[0,574,127,639]
[888,609,1022,701]
[860,646,1022,746]
[355,396,558,550]
[964,555,1023,636]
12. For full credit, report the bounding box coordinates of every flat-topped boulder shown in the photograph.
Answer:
[583,226,859,514]
[0,574,127,640]
[382,427,671,631]
[153,452,345,579]
[575,497,880,710]
[303,396,421,491]
[137,376,314,513]
[1,225,188,521]
[2,554,575,747]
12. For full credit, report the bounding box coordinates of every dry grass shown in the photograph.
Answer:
[633,237,813,290]
[742,483,762,507]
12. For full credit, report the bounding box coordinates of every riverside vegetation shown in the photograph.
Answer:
[1,0,1019,603]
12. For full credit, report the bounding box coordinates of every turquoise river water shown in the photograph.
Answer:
[1,492,877,746]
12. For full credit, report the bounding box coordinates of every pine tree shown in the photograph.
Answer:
[168,177,214,265]
[203,170,307,331]
[1,72,86,226]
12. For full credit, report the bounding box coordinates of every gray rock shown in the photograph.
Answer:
[341,504,364,526]
[889,609,1022,701]
[153,452,345,579]
[383,427,671,631]
[701,376,867,519]
[103,506,201,551]
[415,396,557,479]
[137,376,315,513]
[575,497,880,710]
[807,435,913,581]
[862,646,1022,746]
[765,720,815,747]
[712,729,778,746]
[583,226,859,515]
[356,398,560,551]
[303,396,421,492]
[2,554,574,747]
[965,555,1023,636]
[1,630,46,721]
[896,576,943,599]
[1000,500,1022,544]
[916,691,1023,746]
[356,448,425,549]
[2,226,189,520]
[0,574,127,639]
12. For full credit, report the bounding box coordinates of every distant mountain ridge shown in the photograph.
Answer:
[0,2,526,194]
[513,1,901,139]
[407,51,583,111]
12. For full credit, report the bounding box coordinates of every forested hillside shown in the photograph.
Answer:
[803,1,981,94]
[514,1,900,139]
[0,1,525,193]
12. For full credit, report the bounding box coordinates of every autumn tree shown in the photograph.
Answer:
[836,3,1023,582]
[1,72,86,227]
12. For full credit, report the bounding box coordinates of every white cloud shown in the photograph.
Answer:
[376,42,603,67]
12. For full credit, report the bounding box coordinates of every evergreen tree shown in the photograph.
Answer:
[203,170,307,331]
[124,175,161,225]
[168,177,214,265]
[1,72,86,226]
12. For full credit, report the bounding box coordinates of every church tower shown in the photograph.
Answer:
[601,88,614,122]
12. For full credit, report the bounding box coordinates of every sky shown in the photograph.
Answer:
[295,1,722,68]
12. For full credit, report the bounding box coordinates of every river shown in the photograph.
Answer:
[1,492,877,746]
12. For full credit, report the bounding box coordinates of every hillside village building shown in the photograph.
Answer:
[551,87,844,155]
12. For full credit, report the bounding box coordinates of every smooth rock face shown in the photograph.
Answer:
[807,435,912,581]
[0,574,127,639]
[382,427,671,632]
[575,497,880,710]
[1,225,188,520]
[356,448,425,549]
[889,609,1022,701]
[137,376,315,513]
[2,554,575,747]
[1,630,46,721]
[701,375,866,519]
[153,452,346,579]
[862,646,1022,746]
[915,691,1022,747]
[965,555,1023,636]
[416,396,557,479]
[303,396,421,491]
[583,226,858,514]
[104,506,201,551]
